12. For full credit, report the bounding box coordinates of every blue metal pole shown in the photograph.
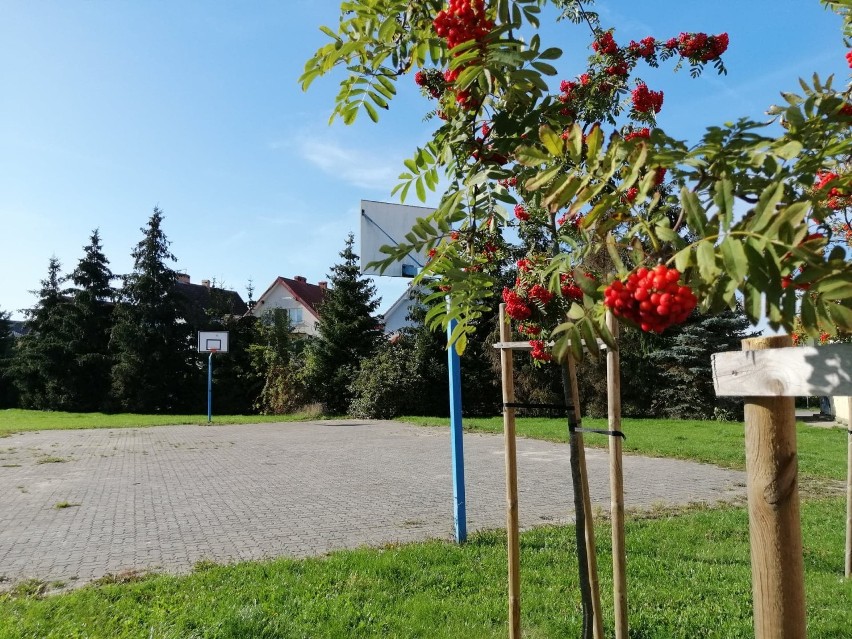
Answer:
[207,352,213,423]
[448,316,467,543]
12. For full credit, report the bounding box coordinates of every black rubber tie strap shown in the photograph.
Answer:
[569,423,626,440]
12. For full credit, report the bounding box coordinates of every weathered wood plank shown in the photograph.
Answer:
[712,343,852,397]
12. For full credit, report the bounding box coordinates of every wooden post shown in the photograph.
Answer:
[846,396,852,580]
[741,335,806,639]
[606,311,628,639]
[567,355,605,639]
[499,304,522,639]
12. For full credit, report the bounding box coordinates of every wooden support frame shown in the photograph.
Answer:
[606,311,628,639]
[714,340,852,593]
[497,305,522,639]
[494,304,605,638]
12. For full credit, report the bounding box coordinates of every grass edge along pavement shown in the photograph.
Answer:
[400,415,849,481]
[0,409,325,436]
[0,498,849,638]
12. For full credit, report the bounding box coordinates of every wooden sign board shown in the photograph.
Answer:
[712,343,852,397]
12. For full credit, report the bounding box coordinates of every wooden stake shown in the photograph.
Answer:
[846,395,852,580]
[499,304,522,639]
[606,311,628,639]
[567,355,604,639]
[742,335,806,638]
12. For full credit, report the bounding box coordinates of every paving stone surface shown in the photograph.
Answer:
[0,420,746,588]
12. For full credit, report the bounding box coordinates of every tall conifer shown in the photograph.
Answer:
[111,208,194,412]
[304,233,381,414]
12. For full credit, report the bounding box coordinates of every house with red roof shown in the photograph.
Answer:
[248,275,327,336]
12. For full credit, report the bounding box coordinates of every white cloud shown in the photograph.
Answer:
[296,137,400,190]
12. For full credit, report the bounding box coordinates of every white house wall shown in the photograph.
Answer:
[253,283,319,336]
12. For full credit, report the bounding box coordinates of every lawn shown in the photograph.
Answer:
[0,499,849,638]
[0,409,319,436]
[401,415,850,480]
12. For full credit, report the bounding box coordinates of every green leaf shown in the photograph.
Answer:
[775,140,803,161]
[720,238,748,283]
[566,123,583,164]
[751,182,784,234]
[815,278,852,300]
[680,188,706,236]
[539,124,563,157]
[579,317,599,358]
[525,165,562,191]
[567,303,585,320]
[743,284,762,323]
[827,302,852,332]
[515,145,550,167]
[674,247,694,272]
[712,177,734,231]
[696,240,718,282]
[363,101,379,123]
[531,61,558,76]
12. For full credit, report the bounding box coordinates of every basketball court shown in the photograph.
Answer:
[0,420,746,589]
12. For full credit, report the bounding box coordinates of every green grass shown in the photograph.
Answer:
[0,498,849,638]
[401,416,850,480]
[0,409,319,436]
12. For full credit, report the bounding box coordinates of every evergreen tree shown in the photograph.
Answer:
[304,233,382,414]
[649,307,755,420]
[10,257,76,409]
[110,208,195,412]
[64,229,116,411]
[0,308,17,408]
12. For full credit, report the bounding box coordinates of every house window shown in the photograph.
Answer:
[287,307,303,325]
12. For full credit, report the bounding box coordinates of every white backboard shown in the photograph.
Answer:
[198,331,229,353]
[360,200,434,278]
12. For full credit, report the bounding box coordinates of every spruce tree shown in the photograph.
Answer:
[0,308,17,408]
[649,307,755,419]
[110,208,194,412]
[65,229,116,411]
[304,233,382,414]
[10,257,76,409]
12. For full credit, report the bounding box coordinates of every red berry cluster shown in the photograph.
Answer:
[433,0,493,49]
[670,32,729,62]
[502,287,532,321]
[529,340,552,362]
[604,265,697,333]
[623,127,651,142]
[559,273,583,301]
[414,68,446,99]
[514,204,530,221]
[628,37,656,58]
[592,32,619,55]
[847,51,852,68]
[815,170,851,210]
[631,84,664,114]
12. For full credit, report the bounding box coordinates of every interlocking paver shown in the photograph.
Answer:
[0,420,746,588]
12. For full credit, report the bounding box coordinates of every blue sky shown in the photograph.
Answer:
[1,1,847,320]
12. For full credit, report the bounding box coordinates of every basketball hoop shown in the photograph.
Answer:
[209,348,218,354]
